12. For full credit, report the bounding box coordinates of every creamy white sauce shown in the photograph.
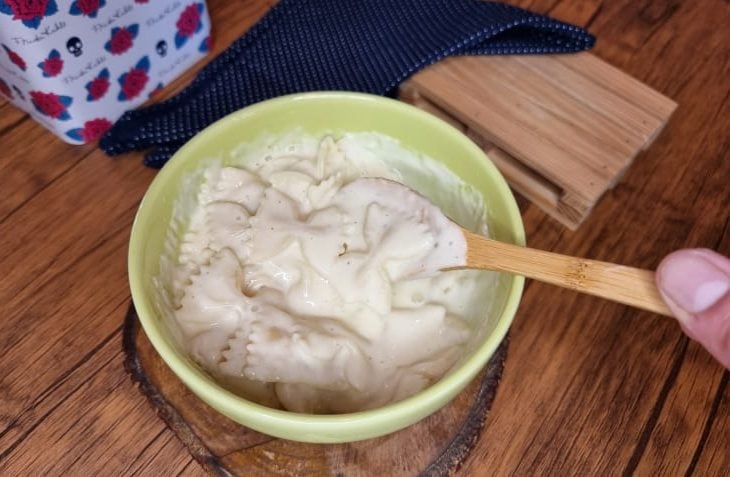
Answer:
[162,132,497,413]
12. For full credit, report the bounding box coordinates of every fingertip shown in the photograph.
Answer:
[655,249,730,315]
[656,249,730,369]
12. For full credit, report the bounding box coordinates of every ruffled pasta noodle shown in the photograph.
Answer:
[160,132,498,413]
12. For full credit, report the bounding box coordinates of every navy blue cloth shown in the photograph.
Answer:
[100,0,594,167]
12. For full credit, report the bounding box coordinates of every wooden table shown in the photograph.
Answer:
[1,1,728,475]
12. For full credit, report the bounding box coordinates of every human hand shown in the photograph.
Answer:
[655,249,730,369]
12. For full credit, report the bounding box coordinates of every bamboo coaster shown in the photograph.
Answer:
[400,52,677,230]
[123,304,509,476]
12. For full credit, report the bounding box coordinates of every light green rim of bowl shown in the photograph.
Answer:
[128,91,525,443]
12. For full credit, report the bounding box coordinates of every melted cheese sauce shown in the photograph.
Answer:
[165,133,494,413]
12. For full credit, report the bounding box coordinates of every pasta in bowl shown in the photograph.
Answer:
[129,92,525,442]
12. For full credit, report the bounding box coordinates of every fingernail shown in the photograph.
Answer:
[658,252,730,314]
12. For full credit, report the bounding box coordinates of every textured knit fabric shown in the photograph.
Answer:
[100,0,594,167]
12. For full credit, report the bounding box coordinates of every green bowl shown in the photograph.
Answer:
[128,92,525,443]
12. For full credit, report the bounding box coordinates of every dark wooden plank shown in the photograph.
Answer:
[0,118,96,224]
[0,330,190,476]
[178,459,208,477]
[689,372,729,476]
[512,0,561,15]
[548,0,603,27]
[0,0,727,475]
[121,431,201,477]
[0,102,27,135]
[0,211,145,451]
[633,343,726,475]
[460,0,730,474]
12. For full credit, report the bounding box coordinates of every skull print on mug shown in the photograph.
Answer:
[66,37,83,57]
[156,40,168,57]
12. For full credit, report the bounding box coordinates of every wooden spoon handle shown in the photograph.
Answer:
[463,230,673,316]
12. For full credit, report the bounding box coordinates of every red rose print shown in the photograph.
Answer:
[109,27,133,54]
[82,118,112,141]
[30,90,68,119]
[121,68,148,100]
[85,68,109,101]
[42,56,62,75]
[176,3,201,37]
[117,57,149,101]
[105,24,138,55]
[87,78,108,100]
[0,0,57,29]
[65,117,112,143]
[2,44,26,70]
[5,0,48,20]
[38,49,63,77]
[75,0,99,16]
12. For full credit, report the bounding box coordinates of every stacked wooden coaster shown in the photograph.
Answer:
[400,52,677,230]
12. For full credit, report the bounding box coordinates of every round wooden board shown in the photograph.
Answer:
[123,304,508,476]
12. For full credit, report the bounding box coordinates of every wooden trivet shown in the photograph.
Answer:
[400,52,677,230]
[123,304,509,476]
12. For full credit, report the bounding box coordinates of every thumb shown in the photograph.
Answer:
[656,249,730,369]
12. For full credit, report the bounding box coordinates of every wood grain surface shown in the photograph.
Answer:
[0,0,728,476]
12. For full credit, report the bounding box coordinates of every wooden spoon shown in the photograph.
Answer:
[349,177,672,317]
[455,228,672,316]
